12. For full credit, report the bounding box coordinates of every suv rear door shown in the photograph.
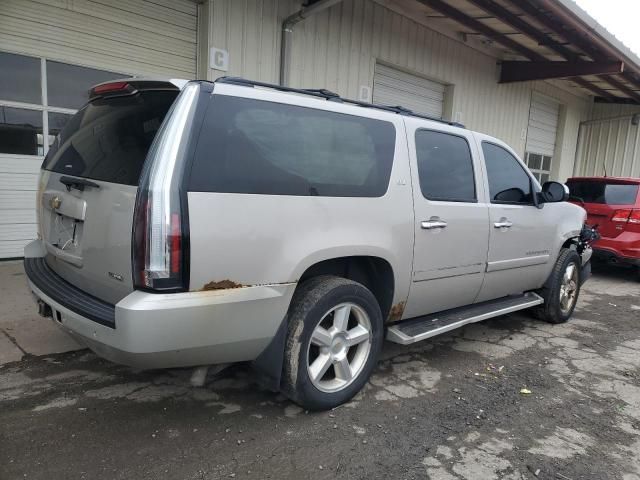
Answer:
[38,80,180,304]
[403,119,489,317]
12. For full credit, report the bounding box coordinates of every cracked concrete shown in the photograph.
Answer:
[0,265,638,479]
[0,261,81,364]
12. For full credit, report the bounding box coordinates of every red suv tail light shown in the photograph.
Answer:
[132,83,199,292]
[611,209,633,222]
[629,210,640,225]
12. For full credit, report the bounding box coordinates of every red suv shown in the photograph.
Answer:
[567,176,640,279]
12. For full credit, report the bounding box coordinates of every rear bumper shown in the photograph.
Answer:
[24,241,296,369]
[593,234,640,266]
[593,247,640,267]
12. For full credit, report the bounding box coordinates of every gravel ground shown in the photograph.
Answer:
[1,266,639,480]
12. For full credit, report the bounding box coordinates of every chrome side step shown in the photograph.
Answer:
[386,292,543,345]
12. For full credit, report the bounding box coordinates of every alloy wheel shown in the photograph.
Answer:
[306,302,372,393]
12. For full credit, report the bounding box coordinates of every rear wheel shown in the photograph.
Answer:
[282,276,383,410]
[534,249,582,324]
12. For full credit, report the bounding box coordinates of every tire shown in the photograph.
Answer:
[533,248,582,324]
[281,275,384,410]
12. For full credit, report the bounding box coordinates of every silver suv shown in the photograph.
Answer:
[25,78,593,410]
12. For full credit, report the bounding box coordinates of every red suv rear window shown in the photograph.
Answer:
[567,181,639,206]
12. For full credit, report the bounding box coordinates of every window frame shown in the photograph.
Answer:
[481,140,537,206]
[188,94,398,198]
[0,50,127,156]
[415,128,478,203]
[525,151,552,184]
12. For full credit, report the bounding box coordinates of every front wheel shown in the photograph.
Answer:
[534,249,582,324]
[281,276,383,410]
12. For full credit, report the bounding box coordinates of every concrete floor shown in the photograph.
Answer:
[0,261,81,364]
[0,263,639,479]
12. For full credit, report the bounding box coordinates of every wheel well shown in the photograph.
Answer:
[562,237,579,251]
[298,256,395,320]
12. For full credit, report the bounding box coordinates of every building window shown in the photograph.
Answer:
[0,51,124,156]
[525,152,552,184]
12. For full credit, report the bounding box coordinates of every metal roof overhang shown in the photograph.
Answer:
[390,0,640,104]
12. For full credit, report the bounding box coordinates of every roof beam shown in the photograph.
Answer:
[416,0,546,61]
[515,0,640,103]
[500,61,624,83]
[466,0,619,100]
[419,0,619,100]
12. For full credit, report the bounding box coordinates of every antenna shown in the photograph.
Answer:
[603,162,607,178]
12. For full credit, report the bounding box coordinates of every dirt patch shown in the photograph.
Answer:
[201,279,244,291]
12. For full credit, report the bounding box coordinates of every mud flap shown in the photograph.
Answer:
[580,261,592,286]
[251,315,288,392]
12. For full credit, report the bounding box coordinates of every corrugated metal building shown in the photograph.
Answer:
[1,0,640,258]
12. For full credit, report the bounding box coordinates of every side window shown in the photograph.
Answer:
[189,95,396,197]
[482,142,533,204]
[415,130,476,202]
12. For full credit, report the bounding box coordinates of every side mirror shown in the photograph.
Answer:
[541,181,569,203]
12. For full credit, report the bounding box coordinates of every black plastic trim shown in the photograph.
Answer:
[24,257,116,328]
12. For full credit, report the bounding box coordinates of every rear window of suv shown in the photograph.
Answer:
[188,95,396,197]
[567,180,639,205]
[43,90,178,186]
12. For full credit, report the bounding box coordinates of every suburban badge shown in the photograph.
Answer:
[108,271,124,282]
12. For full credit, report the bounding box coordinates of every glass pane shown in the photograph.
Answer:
[0,52,41,104]
[47,112,73,146]
[44,91,177,186]
[415,130,476,202]
[526,152,542,170]
[540,173,550,184]
[189,95,397,197]
[0,106,43,155]
[542,155,552,171]
[47,60,123,109]
[566,181,638,205]
[482,142,532,204]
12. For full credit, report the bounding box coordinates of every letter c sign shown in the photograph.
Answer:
[210,47,229,72]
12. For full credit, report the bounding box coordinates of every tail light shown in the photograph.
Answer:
[89,81,135,99]
[629,210,640,225]
[132,83,199,291]
[611,209,633,222]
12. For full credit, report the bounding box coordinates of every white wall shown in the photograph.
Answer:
[206,0,591,179]
[574,103,640,178]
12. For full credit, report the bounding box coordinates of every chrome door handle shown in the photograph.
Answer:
[422,219,448,229]
[494,220,513,228]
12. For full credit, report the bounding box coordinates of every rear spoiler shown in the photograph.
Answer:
[88,78,188,101]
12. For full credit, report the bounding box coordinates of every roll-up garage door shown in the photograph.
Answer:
[0,0,197,258]
[372,63,446,119]
[525,94,560,183]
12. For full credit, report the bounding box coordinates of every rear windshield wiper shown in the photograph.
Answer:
[59,176,101,192]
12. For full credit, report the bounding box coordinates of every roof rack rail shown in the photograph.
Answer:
[214,76,465,128]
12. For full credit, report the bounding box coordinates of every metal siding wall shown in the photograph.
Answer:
[206,0,590,177]
[575,104,640,178]
[0,0,197,77]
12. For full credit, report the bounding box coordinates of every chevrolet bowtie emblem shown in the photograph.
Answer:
[50,196,62,209]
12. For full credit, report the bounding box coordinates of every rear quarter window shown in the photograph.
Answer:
[567,181,639,205]
[188,95,396,197]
